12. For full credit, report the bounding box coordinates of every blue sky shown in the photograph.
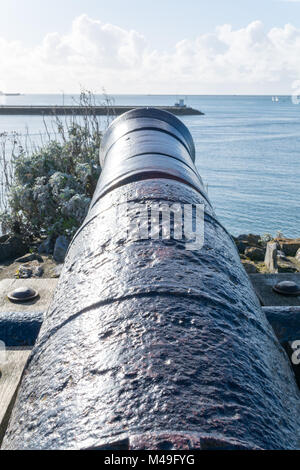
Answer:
[0,0,299,93]
[1,0,300,49]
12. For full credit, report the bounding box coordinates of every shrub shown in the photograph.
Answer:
[0,91,110,241]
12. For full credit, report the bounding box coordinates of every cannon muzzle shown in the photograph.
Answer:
[2,108,299,450]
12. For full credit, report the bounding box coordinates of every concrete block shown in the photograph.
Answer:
[264,242,278,273]
[0,279,58,314]
[249,273,300,307]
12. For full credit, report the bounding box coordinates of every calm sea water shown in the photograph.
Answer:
[0,94,299,237]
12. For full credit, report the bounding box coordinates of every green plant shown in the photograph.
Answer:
[0,90,111,241]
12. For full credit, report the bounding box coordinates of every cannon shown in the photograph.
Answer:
[2,108,299,450]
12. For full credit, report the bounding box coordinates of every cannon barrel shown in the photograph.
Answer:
[2,108,299,450]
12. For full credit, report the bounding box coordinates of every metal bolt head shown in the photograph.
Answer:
[7,286,38,303]
[273,281,300,296]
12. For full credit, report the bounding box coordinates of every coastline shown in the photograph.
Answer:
[233,233,300,274]
[0,94,299,237]
[0,232,299,280]
[0,105,204,116]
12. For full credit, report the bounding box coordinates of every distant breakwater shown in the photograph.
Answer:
[0,105,204,116]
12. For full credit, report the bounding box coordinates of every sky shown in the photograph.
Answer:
[0,0,300,94]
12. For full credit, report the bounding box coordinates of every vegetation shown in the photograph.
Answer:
[0,91,113,242]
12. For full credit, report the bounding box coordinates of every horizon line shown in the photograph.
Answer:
[4,92,295,96]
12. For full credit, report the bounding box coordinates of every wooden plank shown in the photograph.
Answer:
[0,348,31,445]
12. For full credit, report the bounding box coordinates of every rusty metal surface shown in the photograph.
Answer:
[2,109,300,450]
[100,108,196,165]
[93,108,207,204]
[0,311,43,347]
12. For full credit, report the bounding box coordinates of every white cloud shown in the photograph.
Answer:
[0,14,300,94]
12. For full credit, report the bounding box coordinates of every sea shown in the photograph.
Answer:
[0,94,299,237]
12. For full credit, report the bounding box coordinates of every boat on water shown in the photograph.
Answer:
[272,96,279,102]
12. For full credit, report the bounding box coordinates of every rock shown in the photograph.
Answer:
[0,235,28,262]
[295,248,300,262]
[0,235,9,243]
[33,265,44,278]
[237,234,248,240]
[247,234,261,245]
[50,264,63,279]
[15,253,44,264]
[245,246,265,262]
[277,250,287,260]
[237,233,261,245]
[235,234,262,254]
[277,258,299,273]
[53,236,69,263]
[242,261,259,274]
[17,266,33,279]
[17,261,44,279]
[264,242,278,273]
[235,240,248,255]
[277,238,300,257]
[38,237,55,255]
